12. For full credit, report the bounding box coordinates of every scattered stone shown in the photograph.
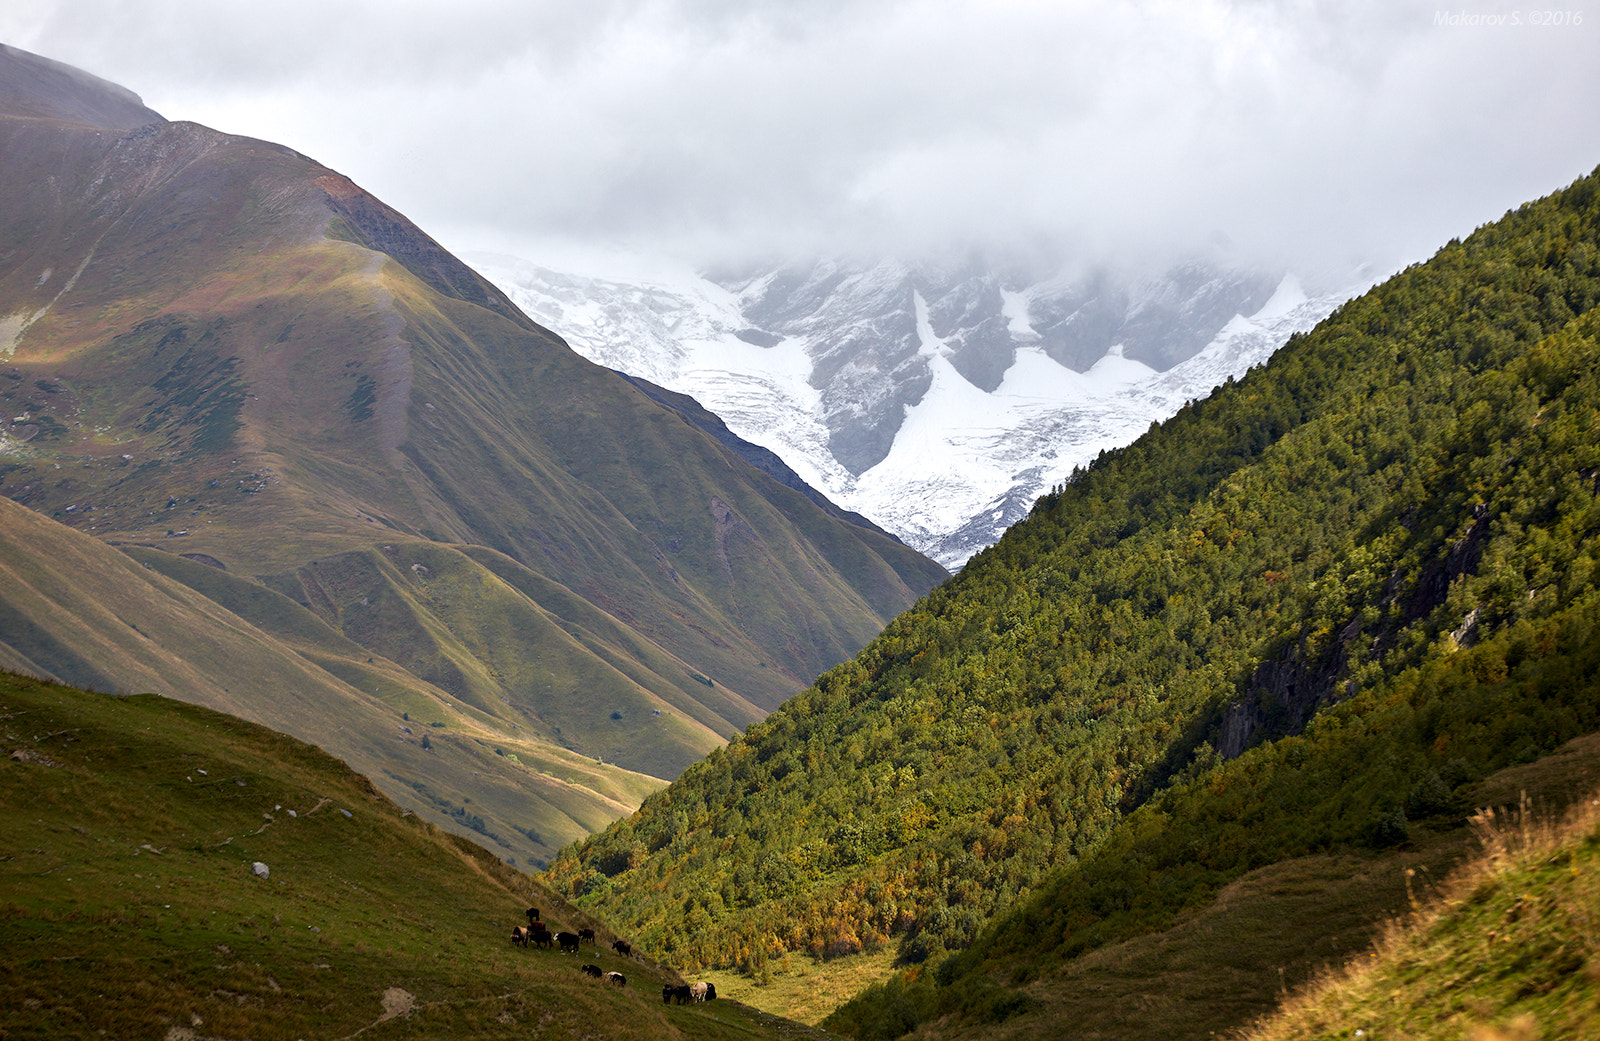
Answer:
[379,988,417,1022]
[251,862,269,879]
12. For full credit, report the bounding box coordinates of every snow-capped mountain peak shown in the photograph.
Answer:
[473,250,1372,568]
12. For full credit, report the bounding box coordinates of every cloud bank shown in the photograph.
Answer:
[4,0,1597,280]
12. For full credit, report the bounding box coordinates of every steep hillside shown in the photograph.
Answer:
[0,46,945,864]
[0,493,663,864]
[0,42,161,129]
[1240,774,1600,1041]
[835,734,1600,1041]
[545,164,1600,1032]
[0,670,820,1040]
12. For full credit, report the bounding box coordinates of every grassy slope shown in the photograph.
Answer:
[0,494,663,869]
[376,273,943,698]
[0,670,835,1041]
[1239,760,1600,1041]
[0,57,944,866]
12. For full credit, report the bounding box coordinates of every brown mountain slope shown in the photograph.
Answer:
[0,494,656,853]
[0,45,946,864]
[0,41,162,129]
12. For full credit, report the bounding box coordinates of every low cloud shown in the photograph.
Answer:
[5,0,1597,281]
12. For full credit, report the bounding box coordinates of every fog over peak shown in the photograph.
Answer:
[4,1,1595,282]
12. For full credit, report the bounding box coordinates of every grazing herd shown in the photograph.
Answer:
[661,981,717,1004]
[581,964,628,986]
[507,907,712,1004]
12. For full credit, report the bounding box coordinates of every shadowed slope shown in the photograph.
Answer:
[0,495,660,861]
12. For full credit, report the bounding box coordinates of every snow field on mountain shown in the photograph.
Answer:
[473,249,1367,568]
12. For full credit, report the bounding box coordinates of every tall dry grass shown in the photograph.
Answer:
[1238,790,1600,1041]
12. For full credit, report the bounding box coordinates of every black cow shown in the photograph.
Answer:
[663,984,692,1004]
[557,931,581,954]
[531,928,553,949]
[581,964,603,978]
[578,927,595,942]
[605,971,626,987]
[525,907,541,925]
[611,939,632,956]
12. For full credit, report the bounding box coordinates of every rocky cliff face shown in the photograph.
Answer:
[715,258,1280,477]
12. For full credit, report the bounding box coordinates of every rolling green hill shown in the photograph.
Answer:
[546,165,1600,1037]
[0,668,828,1040]
[0,44,945,866]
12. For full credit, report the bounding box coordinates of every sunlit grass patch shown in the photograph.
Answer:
[1240,791,1600,1041]
[0,672,805,1040]
[701,947,899,1025]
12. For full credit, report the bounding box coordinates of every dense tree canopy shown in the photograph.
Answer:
[544,168,1600,1021]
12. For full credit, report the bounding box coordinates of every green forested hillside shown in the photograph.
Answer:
[545,165,1600,1031]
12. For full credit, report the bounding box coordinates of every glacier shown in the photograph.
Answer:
[471,247,1370,569]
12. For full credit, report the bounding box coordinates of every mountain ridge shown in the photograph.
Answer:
[0,41,162,130]
[0,44,945,866]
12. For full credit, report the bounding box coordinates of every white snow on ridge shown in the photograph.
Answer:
[999,288,1040,340]
[845,270,1361,567]
[913,291,946,361]
[1253,273,1310,320]
[472,249,855,497]
[471,251,1372,569]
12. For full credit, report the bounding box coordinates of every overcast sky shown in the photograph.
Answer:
[3,1,1596,283]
